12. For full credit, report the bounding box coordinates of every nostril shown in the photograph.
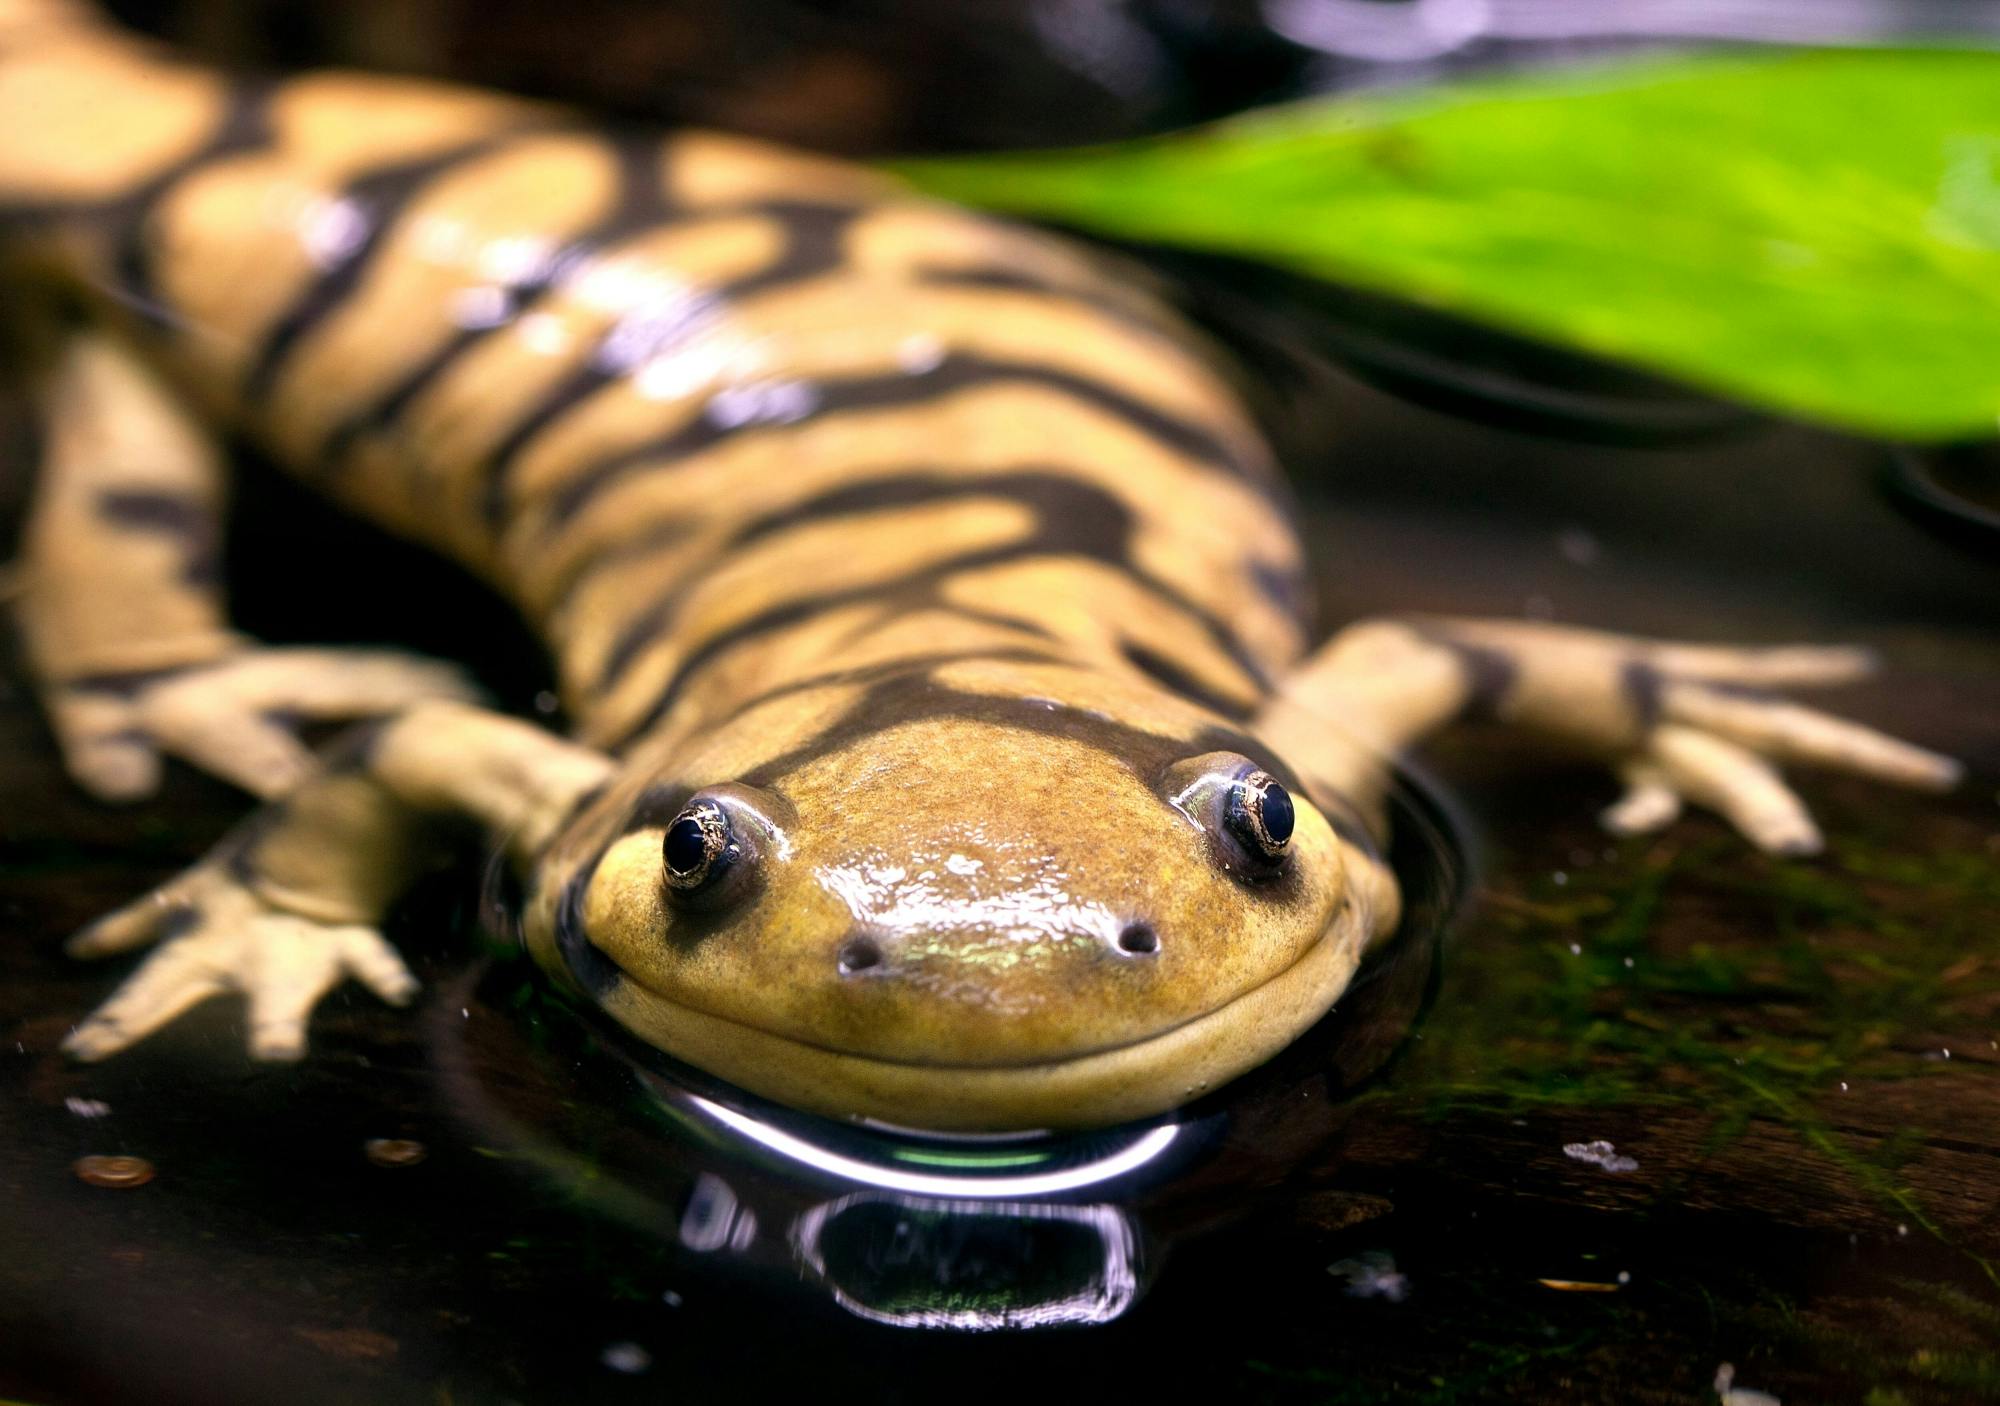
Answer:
[1116,922,1159,956]
[838,935,884,975]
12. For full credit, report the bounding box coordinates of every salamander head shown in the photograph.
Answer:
[530,660,1386,1131]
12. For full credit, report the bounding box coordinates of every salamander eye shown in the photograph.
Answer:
[663,801,733,893]
[1226,771,1294,864]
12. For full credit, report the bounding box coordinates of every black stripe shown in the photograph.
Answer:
[109,79,278,318]
[592,471,1271,748]
[1620,659,1666,733]
[318,135,674,469]
[522,351,1270,534]
[711,647,1068,727]
[708,200,858,299]
[603,652,1072,833]
[473,198,866,525]
[61,666,188,697]
[536,513,700,620]
[1121,640,1256,722]
[95,488,221,586]
[1252,557,1311,627]
[243,130,539,402]
[733,670,1303,803]
[598,471,1158,684]
[915,265,1183,344]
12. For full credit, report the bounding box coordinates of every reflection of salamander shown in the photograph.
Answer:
[2,0,1959,1129]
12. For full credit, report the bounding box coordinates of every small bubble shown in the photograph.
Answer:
[1568,943,1582,956]
[364,1138,428,1168]
[1897,1223,1909,1237]
[661,1290,684,1308]
[533,691,560,715]
[1617,1270,1630,1284]
[1839,1081,1849,1091]
[1622,957,1634,969]
[75,1155,153,1188]
[601,1342,651,1374]
[65,1097,112,1119]
[1552,871,1568,886]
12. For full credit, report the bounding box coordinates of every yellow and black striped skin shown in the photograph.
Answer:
[1,2,1391,1127]
[9,4,1964,1129]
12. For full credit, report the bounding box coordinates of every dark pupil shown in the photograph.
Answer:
[664,815,710,876]
[1260,782,1295,846]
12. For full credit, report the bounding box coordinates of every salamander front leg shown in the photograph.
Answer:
[1258,617,1959,855]
[64,701,613,1061]
[63,863,422,1061]
[16,332,475,801]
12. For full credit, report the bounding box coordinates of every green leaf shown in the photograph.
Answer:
[889,50,2000,440]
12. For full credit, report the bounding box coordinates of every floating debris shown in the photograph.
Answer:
[73,1154,153,1188]
[602,1342,652,1374]
[363,1138,428,1168]
[1714,1362,1780,1405]
[64,1097,111,1119]
[1327,1251,1410,1303]
[661,1290,684,1308]
[1293,1189,1395,1236]
[1537,1278,1620,1293]
[1563,1139,1639,1173]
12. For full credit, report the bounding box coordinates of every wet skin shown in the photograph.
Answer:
[1,0,1959,1128]
[548,665,1367,1128]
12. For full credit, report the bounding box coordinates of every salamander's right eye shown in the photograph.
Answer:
[663,801,732,893]
[1226,771,1294,864]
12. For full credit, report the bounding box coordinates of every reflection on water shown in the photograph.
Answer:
[430,777,1464,1333]
[794,1196,1141,1331]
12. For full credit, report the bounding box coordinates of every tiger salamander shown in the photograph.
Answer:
[0,0,1958,1129]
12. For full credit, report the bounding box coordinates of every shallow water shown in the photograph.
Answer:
[4,312,1996,1401]
[6,7,2000,1402]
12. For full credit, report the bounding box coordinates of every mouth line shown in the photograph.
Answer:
[607,914,1343,1074]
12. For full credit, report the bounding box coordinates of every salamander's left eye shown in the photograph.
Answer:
[1226,771,1294,864]
[663,801,733,893]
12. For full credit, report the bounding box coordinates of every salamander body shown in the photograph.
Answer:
[2,0,1958,1129]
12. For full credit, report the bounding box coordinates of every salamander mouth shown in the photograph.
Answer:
[593,910,1367,1131]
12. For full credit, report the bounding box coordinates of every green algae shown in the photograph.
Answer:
[1383,832,1998,1114]
[1371,824,2000,1288]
